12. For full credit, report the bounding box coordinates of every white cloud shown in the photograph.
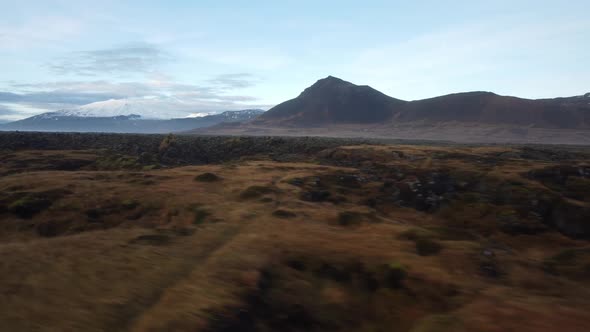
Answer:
[0,16,84,50]
[47,43,171,76]
[179,47,293,71]
[1,72,271,120]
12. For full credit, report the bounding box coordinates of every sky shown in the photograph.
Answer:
[0,0,589,121]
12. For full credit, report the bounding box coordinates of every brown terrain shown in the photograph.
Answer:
[198,76,590,144]
[1,132,590,331]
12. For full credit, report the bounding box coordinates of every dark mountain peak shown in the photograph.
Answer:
[319,75,349,84]
[299,76,357,98]
[584,92,590,98]
[257,76,405,126]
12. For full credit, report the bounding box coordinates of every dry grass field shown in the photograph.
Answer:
[1,135,589,331]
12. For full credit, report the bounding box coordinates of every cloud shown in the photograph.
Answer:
[0,90,125,105]
[0,104,19,116]
[0,103,51,121]
[0,16,84,50]
[180,47,293,71]
[207,73,258,89]
[47,43,170,76]
[2,72,270,120]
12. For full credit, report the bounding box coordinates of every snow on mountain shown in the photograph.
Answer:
[53,98,190,119]
[47,98,267,120]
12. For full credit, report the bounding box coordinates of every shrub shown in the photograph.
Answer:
[272,209,296,218]
[130,234,171,246]
[194,172,221,182]
[240,186,274,199]
[8,196,52,218]
[399,228,435,241]
[95,154,141,170]
[193,209,211,225]
[415,238,443,256]
[121,199,139,210]
[383,262,407,288]
[543,248,590,277]
[158,133,177,154]
[337,211,363,226]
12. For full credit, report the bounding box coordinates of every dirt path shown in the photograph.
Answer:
[118,224,247,332]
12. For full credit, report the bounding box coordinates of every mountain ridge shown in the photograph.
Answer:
[253,76,590,129]
[0,109,264,133]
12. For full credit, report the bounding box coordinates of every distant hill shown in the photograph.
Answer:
[0,109,264,133]
[253,76,406,126]
[398,92,590,129]
[195,76,590,144]
[253,76,590,129]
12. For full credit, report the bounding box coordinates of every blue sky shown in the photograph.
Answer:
[0,0,589,120]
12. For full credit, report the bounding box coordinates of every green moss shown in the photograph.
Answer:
[383,261,407,288]
[8,196,52,218]
[399,228,436,241]
[95,154,142,170]
[496,207,519,222]
[142,164,159,171]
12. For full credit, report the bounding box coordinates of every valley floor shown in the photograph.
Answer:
[197,123,590,145]
[0,134,589,331]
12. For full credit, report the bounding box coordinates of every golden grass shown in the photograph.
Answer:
[0,147,589,331]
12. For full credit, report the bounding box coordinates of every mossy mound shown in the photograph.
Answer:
[194,172,222,182]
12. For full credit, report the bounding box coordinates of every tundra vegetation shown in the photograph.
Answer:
[0,132,589,331]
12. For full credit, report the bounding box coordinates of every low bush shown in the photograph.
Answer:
[240,186,274,199]
[8,195,52,218]
[415,238,443,256]
[272,209,297,218]
[194,172,221,182]
[337,211,363,226]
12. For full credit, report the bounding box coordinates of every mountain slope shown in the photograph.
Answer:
[254,76,406,126]
[251,76,590,129]
[398,92,590,129]
[0,109,264,133]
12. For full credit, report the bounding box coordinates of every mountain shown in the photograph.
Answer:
[253,76,406,126]
[196,77,590,144]
[254,76,590,129]
[56,98,199,119]
[0,109,264,133]
[397,92,590,129]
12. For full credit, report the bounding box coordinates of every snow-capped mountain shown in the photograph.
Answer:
[50,98,191,119]
[41,96,268,120]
